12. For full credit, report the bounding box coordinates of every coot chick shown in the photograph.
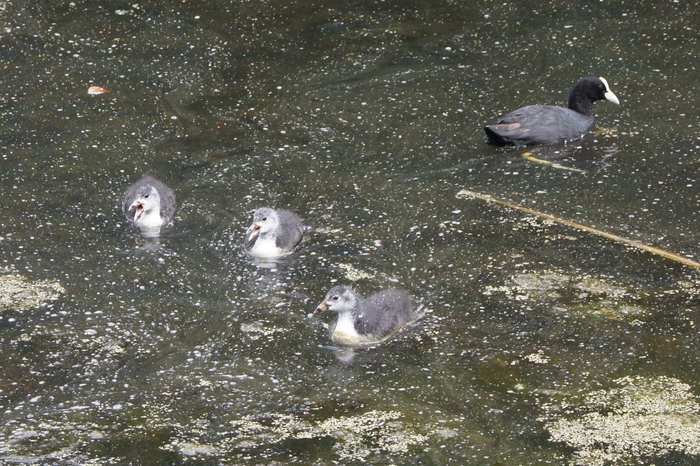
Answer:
[314,285,417,346]
[122,176,176,229]
[244,207,304,259]
[485,76,619,146]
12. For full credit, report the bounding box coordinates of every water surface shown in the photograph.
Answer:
[2,0,700,464]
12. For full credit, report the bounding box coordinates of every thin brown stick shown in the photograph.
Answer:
[521,153,587,173]
[456,189,700,270]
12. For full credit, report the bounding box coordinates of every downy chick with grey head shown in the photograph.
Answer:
[314,285,417,346]
[244,207,304,259]
[122,176,176,233]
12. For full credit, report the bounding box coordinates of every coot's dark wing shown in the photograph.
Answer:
[486,105,594,146]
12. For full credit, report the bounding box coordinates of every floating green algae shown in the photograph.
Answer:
[541,376,700,465]
[337,262,374,281]
[161,410,429,462]
[0,272,65,313]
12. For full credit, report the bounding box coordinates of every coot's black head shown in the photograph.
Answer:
[568,76,619,115]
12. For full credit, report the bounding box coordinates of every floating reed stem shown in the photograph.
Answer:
[456,189,700,271]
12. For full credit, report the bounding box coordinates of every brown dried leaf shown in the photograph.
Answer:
[87,86,109,95]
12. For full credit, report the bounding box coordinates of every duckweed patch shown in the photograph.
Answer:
[240,321,288,341]
[541,376,700,465]
[0,273,65,313]
[337,262,374,281]
[674,278,700,297]
[523,349,551,364]
[161,410,428,462]
[236,410,427,461]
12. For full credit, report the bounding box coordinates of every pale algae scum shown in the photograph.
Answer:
[2,0,700,464]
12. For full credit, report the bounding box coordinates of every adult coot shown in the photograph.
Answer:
[122,176,176,229]
[485,76,619,146]
[314,285,417,346]
[244,207,304,259]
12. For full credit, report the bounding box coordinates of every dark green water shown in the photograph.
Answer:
[2,0,700,464]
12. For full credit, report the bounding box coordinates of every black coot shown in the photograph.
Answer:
[485,76,619,147]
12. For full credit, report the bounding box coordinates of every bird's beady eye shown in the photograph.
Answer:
[144,194,149,198]
[262,217,268,221]
[332,296,339,301]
